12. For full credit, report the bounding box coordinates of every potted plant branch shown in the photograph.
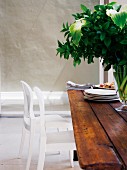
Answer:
[56,2,127,111]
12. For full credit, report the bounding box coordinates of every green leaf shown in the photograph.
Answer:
[77,59,81,65]
[66,22,69,28]
[108,2,117,6]
[113,4,121,12]
[72,14,77,19]
[84,38,88,46]
[73,58,81,67]
[57,40,62,47]
[111,12,127,29]
[60,53,63,58]
[99,5,105,10]
[70,30,81,46]
[102,48,107,55]
[88,55,93,64]
[64,31,70,37]
[61,29,66,32]
[94,5,105,11]
[108,26,117,34]
[104,64,111,71]
[56,47,65,53]
[73,61,77,67]
[104,37,111,47]
[119,60,127,65]
[80,4,88,13]
[64,52,69,59]
[94,5,99,11]
[120,40,127,44]
[100,32,105,41]
[69,19,86,46]
[103,22,110,30]
[63,23,65,29]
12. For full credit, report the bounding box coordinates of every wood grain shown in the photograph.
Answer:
[90,101,127,169]
[68,90,123,170]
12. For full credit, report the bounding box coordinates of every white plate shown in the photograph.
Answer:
[84,96,119,102]
[83,91,118,99]
[85,89,117,96]
[84,94,118,100]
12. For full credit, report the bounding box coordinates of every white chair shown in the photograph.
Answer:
[34,87,76,170]
[18,81,72,170]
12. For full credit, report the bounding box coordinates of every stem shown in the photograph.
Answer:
[114,65,127,102]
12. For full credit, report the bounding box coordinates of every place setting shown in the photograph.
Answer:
[83,85,119,102]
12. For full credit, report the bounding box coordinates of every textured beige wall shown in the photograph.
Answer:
[109,0,126,5]
[1,0,100,91]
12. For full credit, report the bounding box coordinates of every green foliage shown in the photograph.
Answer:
[110,12,127,29]
[56,2,127,70]
[69,19,87,46]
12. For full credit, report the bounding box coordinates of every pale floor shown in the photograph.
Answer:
[0,104,81,170]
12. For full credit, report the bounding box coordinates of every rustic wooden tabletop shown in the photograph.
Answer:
[68,90,127,170]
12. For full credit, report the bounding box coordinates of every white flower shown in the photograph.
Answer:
[106,9,118,16]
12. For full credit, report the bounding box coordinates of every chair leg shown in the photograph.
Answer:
[26,123,35,170]
[18,126,26,158]
[37,134,46,170]
[69,150,74,168]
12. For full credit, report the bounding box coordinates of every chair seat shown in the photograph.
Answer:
[46,131,76,152]
[39,130,76,152]
[45,115,72,129]
[24,115,72,130]
[47,130,75,143]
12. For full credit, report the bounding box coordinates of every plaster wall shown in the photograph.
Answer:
[110,0,127,5]
[0,0,99,91]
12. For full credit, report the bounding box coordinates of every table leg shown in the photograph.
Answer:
[73,150,78,161]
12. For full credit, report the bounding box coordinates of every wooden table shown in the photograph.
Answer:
[68,90,127,170]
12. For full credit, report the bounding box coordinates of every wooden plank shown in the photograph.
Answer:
[68,90,122,170]
[90,101,127,169]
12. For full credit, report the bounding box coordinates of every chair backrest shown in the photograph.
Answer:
[20,81,34,118]
[34,87,46,137]
[33,87,45,123]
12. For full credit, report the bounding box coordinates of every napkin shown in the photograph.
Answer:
[66,81,93,90]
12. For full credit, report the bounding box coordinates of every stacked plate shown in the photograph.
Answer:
[84,89,119,102]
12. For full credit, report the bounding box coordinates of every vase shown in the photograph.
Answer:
[113,65,127,112]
